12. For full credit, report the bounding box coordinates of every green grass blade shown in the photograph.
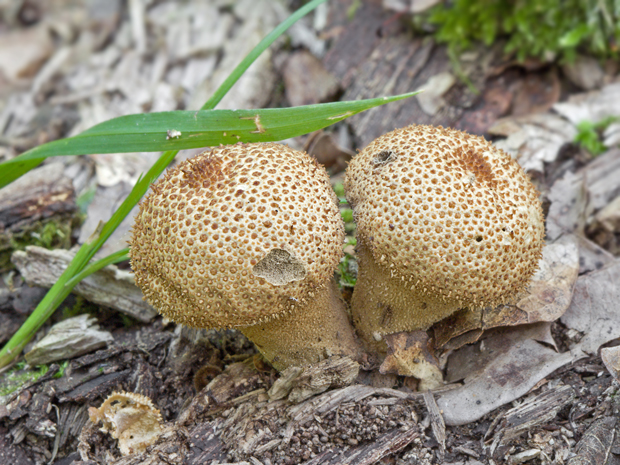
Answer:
[0,92,420,186]
[203,0,328,109]
[64,248,129,289]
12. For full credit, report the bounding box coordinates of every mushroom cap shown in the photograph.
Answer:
[130,143,344,328]
[344,125,545,309]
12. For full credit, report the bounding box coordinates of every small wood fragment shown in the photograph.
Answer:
[423,390,446,457]
[492,384,575,443]
[11,245,157,322]
[303,427,420,465]
[287,356,360,403]
[25,314,113,365]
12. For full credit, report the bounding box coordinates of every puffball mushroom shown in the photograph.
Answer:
[344,125,545,351]
[130,142,362,370]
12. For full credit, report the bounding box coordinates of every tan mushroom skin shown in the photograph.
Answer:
[344,125,545,351]
[130,142,361,370]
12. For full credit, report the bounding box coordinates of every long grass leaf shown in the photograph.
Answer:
[0,93,420,188]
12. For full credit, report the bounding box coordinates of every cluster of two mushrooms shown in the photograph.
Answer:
[130,126,545,372]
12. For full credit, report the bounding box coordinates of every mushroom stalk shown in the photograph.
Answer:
[350,240,456,352]
[242,281,362,370]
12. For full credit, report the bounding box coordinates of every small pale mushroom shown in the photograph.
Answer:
[130,142,362,370]
[344,125,545,351]
[88,391,162,456]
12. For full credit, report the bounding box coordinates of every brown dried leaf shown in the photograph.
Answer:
[305,130,354,171]
[485,236,579,327]
[0,24,54,82]
[561,55,604,91]
[546,171,588,241]
[439,323,581,426]
[434,237,579,348]
[574,234,616,275]
[433,307,483,349]
[511,69,560,117]
[561,259,620,354]
[283,50,340,107]
[380,331,443,390]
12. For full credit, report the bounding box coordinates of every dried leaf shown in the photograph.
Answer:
[553,83,620,126]
[593,194,620,233]
[305,130,354,171]
[416,72,455,116]
[567,417,617,465]
[582,148,620,213]
[561,55,604,91]
[433,307,483,349]
[492,113,576,172]
[511,69,560,117]
[380,331,443,390]
[438,323,581,426]
[546,171,587,241]
[0,24,54,82]
[601,346,620,383]
[283,50,340,107]
[433,237,579,348]
[486,236,580,327]
[561,260,620,354]
[573,234,615,275]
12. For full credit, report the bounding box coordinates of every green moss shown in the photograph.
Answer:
[0,363,49,397]
[340,208,353,224]
[574,116,619,156]
[347,0,362,20]
[0,216,76,273]
[61,296,99,320]
[333,182,345,198]
[338,253,357,287]
[337,237,358,288]
[425,0,620,63]
[52,360,69,379]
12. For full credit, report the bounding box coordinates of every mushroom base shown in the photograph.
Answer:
[241,281,363,371]
[351,241,463,354]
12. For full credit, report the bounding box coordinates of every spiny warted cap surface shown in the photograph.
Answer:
[344,125,545,309]
[130,143,344,328]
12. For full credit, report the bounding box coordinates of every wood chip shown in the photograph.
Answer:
[11,246,157,322]
[423,390,446,456]
[491,384,575,443]
[25,314,113,365]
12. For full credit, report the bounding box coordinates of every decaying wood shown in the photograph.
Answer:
[0,162,75,232]
[0,162,77,272]
[268,356,360,403]
[25,314,114,366]
[490,384,576,444]
[78,357,424,465]
[11,245,157,322]
[302,427,420,465]
[423,390,446,458]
